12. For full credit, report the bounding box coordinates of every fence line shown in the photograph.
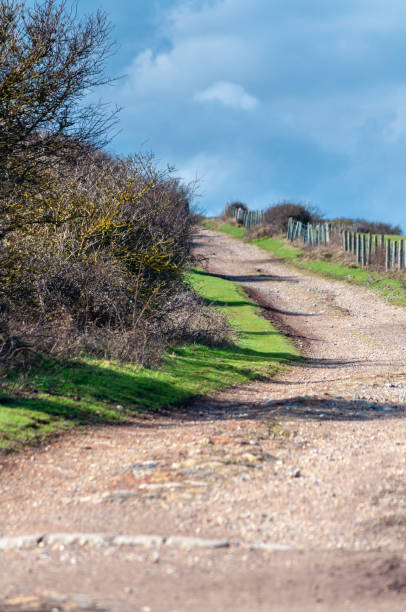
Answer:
[287,218,333,246]
[229,207,265,228]
[288,217,406,271]
[341,228,406,270]
[226,209,405,272]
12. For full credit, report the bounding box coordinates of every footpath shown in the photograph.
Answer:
[1,228,406,611]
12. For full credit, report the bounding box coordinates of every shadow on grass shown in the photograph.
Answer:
[192,268,299,284]
[208,298,319,318]
[1,342,300,437]
[0,393,114,425]
[18,358,195,414]
[198,293,318,320]
[170,345,301,368]
[255,303,320,317]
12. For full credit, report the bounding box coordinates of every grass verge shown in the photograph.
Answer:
[0,269,299,451]
[205,220,406,306]
[202,218,246,239]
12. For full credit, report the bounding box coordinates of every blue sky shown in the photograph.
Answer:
[79,0,406,229]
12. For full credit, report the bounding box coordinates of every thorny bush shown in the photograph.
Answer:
[0,0,232,369]
[0,151,231,367]
[263,203,315,235]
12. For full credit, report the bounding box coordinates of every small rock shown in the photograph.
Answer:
[151,551,160,563]
[165,536,229,549]
[251,542,292,551]
[261,453,278,462]
[113,535,164,547]
[241,452,258,464]
[0,535,43,550]
[99,490,139,503]
[140,461,157,469]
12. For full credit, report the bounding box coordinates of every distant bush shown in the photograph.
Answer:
[332,217,402,235]
[224,201,248,218]
[263,203,316,234]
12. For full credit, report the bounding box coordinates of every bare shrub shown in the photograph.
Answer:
[0,149,233,368]
[160,290,235,348]
[0,0,117,222]
[246,223,281,240]
[263,203,315,234]
[332,217,402,235]
[0,1,234,371]
[223,202,248,218]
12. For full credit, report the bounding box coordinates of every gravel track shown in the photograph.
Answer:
[1,228,406,611]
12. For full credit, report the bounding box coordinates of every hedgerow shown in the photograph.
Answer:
[0,0,231,369]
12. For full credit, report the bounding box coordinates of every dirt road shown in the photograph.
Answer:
[1,228,406,611]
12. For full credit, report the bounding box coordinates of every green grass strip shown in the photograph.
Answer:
[202,218,246,239]
[0,269,299,451]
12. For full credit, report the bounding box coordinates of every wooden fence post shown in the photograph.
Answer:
[398,240,403,270]
[359,234,364,265]
[392,240,397,270]
[385,239,391,271]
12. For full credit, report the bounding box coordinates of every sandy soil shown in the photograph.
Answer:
[1,228,406,611]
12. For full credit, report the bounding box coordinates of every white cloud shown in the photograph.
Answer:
[121,34,256,102]
[194,81,259,111]
[177,152,237,192]
[109,0,406,229]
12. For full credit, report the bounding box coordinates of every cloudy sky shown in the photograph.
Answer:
[80,0,406,229]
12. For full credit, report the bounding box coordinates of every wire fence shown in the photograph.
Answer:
[228,207,265,228]
[223,208,405,272]
[288,217,406,271]
[287,218,333,246]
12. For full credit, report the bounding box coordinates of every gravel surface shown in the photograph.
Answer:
[1,227,406,611]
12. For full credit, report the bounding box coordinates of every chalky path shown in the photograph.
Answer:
[1,228,406,611]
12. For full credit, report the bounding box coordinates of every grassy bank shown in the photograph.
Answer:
[203,218,246,239]
[0,269,299,451]
[204,219,406,306]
